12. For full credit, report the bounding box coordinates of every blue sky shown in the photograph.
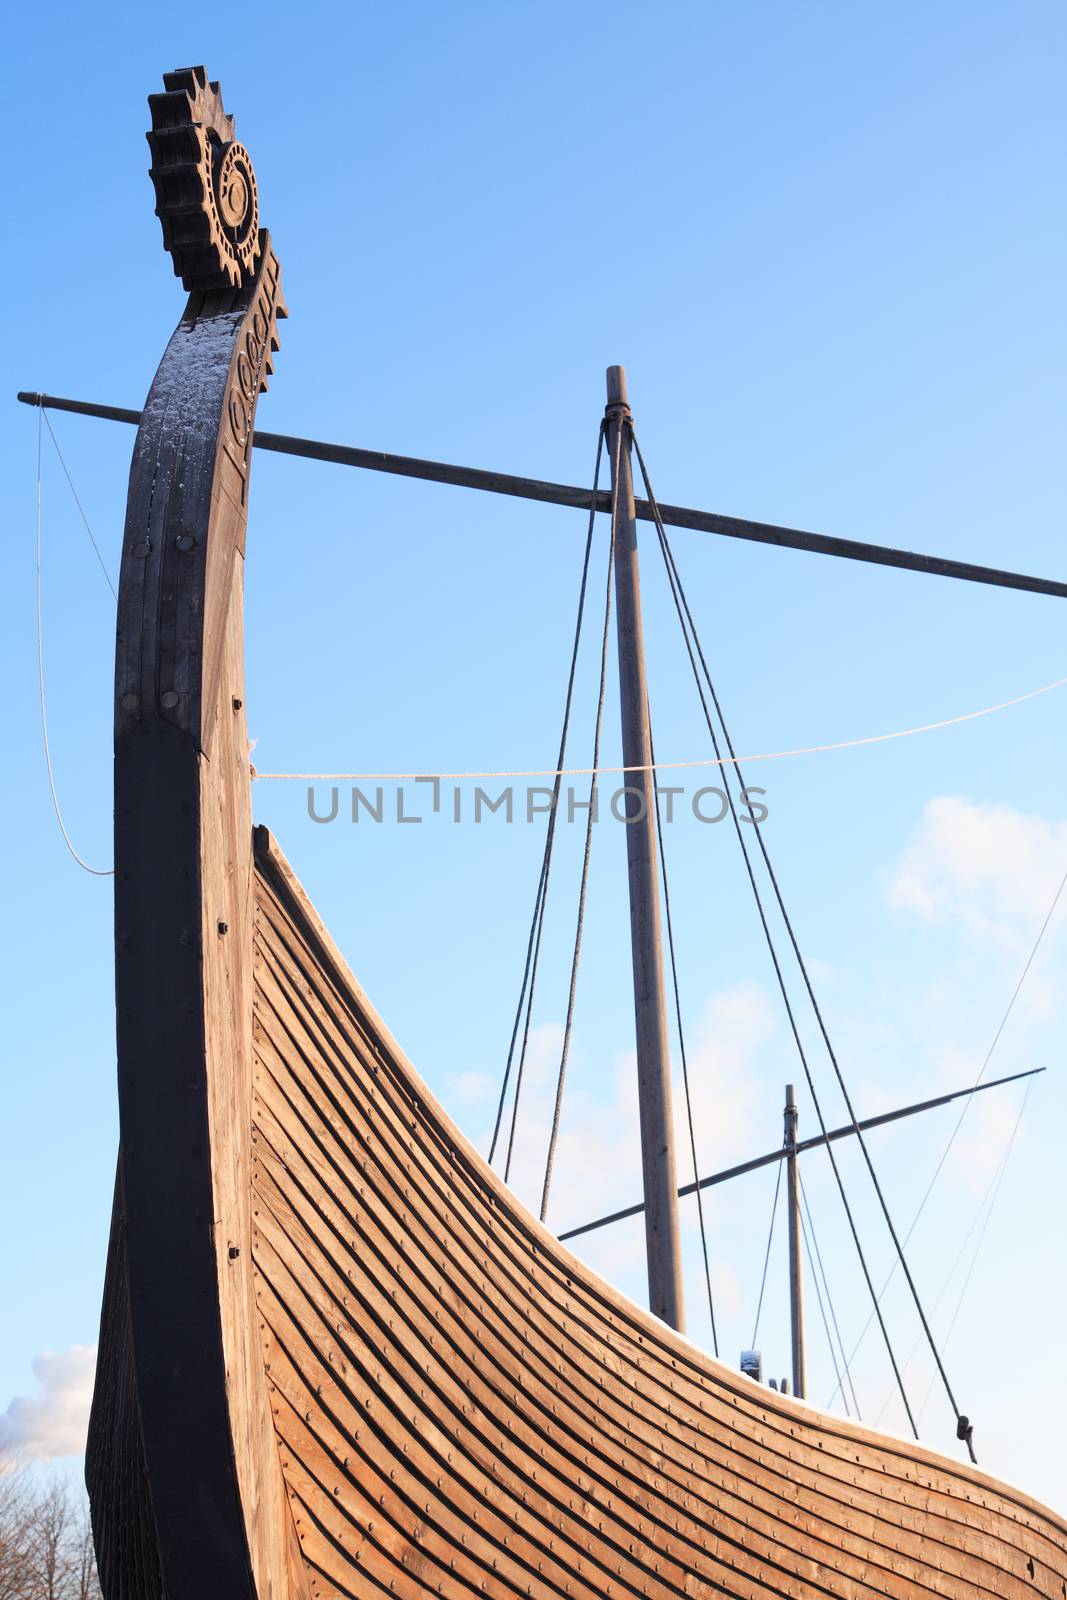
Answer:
[3,0,1065,1512]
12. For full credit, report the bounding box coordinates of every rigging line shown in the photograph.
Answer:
[491,423,607,1174]
[797,1182,852,1419]
[650,716,719,1355]
[34,408,114,879]
[709,654,979,1449]
[502,872,547,1183]
[39,406,117,598]
[633,432,970,1447]
[871,1072,1039,1428]
[751,1158,784,1349]
[255,672,1067,780]
[915,1075,1036,1423]
[799,1168,862,1420]
[539,443,619,1223]
[870,1198,993,1426]
[826,868,1067,1408]
[632,430,922,1440]
[647,451,959,1453]
[490,849,548,1167]
[890,867,1066,1230]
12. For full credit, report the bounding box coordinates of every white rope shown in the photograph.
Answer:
[914,1073,1036,1422]
[253,673,1067,781]
[826,864,1066,1412]
[34,408,114,878]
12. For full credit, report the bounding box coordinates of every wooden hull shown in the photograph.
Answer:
[247,831,1067,1600]
[91,813,1067,1599]
[86,149,1067,1597]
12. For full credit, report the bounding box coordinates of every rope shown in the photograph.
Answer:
[40,407,117,598]
[34,408,114,878]
[253,674,1067,781]
[915,1075,1035,1421]
[539,430,618,1221]
[492,852,549,1174]
[488,425,605,1173]
[826,866,1067,1408]
[751,1158,784,1348]
[868,1072,1039,1428]
[632,429,922,1438]
[798,1185,851,1418]
[799,1169,861,1419]
[651,717,720,1355]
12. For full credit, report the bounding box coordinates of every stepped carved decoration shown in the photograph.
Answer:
[85,65,1067,1600]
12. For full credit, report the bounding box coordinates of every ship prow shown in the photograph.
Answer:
[84,63,1067,1600]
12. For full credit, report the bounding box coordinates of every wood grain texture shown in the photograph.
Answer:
[84,1166,163,1600]
[88,233,306,1600]
[251,826,1067,1600]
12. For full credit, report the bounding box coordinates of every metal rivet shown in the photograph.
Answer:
[232,697,243,712]
[131,540,151,558]
[160,690,179,709]
[121,692,140,711]
[175,533,196,551]
[228,1245,240,1260]
[218,921,228,936]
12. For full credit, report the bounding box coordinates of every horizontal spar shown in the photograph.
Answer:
[17,390,1067,598]
[557,1066,1044,1243]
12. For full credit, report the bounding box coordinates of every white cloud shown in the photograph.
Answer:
[448,1069,496,1106]
[675,982,777,1173]
[888,796,1067,942]
[0,1347,97,1464]
[477,984,778,1306]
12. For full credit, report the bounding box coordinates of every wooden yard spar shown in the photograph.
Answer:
[58,63,1067,1600]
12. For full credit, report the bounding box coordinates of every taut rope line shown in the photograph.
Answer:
[253,673,1067,782]
[34,408,114,878]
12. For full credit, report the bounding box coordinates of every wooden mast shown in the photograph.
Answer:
[785,1081,807,1399]
[604,365,686,1332]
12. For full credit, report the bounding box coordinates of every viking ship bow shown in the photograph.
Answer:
[86,67,1067,1600]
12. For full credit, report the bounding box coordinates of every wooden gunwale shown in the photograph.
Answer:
[252,838,1067,1600]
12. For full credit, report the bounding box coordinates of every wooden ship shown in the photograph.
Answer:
[63,66,1067,1598]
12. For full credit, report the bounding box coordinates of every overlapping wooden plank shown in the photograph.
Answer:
[251,834,1067,1600]
[251,889,1043,1574]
